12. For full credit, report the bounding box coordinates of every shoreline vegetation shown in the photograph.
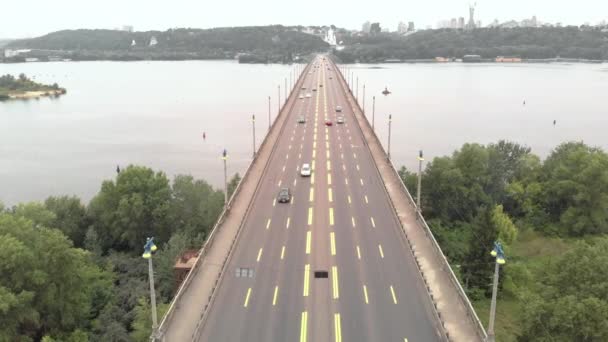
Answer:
[0,73,66,101]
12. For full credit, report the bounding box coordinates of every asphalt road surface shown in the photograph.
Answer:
[196,56,443,342]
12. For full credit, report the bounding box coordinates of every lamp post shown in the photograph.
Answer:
[417,150,424,213]
[362,84,366,113]
[387,114,392,160]
[252,114,256,158]
[372,96,376,130]
[356,76,359,102]
[268,96,271,130]
[284,78,287,101]
[142,237,159,337]
[278,85,281,113]
[487,241,506,342]
[222,149,228,205]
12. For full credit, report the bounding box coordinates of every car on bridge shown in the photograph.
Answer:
[297,116,306,124]
[299,94,304,99]
[277,188,291,203]
[325,119,333,126]
[306,93,312,98]
[300,163,311,177]
[336,105,342,112]
[337,116,345,124]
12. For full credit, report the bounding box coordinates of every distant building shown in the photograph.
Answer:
[397,21,408,34]
[122,25,134,32]
[149,36,158,46]
[435,57,450,62]
[408,21,415,31]
[25,57,40,62]
[458,17,465,29]
[500,20,520,28]
[362,21,371,33]
[467,4,476,29]
[496,56,522,62]
[131,39,136,47]
[174,250,199,294]
[476,20,482,28]
[450,18,458,28]
[463,54,482,63]
[4,49,31,58]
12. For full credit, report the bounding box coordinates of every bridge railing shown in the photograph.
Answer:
[331,58,487,341]
[154,62,311,341]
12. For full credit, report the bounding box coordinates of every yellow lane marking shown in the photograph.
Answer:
[370,217,376,228]
[390,285,398,304]
[314,134,317,141]
[278,180,282,187]
[353,152,357,159]
[326,141,329,149]
[328,173,332,185]
[287,154,289,159]
[313,141,317,149]
[312,160,315,170]
[289,145,292,150]
[266,219,271,230]
[329,208,334,226]
[257,248,263,262]
[294,178,297,186]
[334,313,342,342]
[243,288,252,307]
[345,178,348,185]
[342,164,346,171]
[298,153,301,159]
[286,217,291,229]
[309,188,314,202]
[352,217,356,227]
[300,311,308,342]
[292,196,295,205]
[313,150,316,158]
[363,285,369,304]
[348,196,352,204]
[356,164,360,171]
[311,173,315,184]
[379,245,384,258]
[356,245,361,259]
[365,195,369,203]
[330,232,336,255]
[273,199,276,207]
[326,150,330,159]
[308,208,313,225]
[303,265,310,296]
[404,339,408,342]
[306,231,312,254]
[328,188,333,202]
[360,178,364,186]
[326,133,329,140]
[332,266,340,299]
[327,160,331,170]
[281,246,285,259]
[283,165,286,172]
[272,286,279,306]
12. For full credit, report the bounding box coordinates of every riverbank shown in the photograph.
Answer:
[0,73,66,101]
[6,88,66,100]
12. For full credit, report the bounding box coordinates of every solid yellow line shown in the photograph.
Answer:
[334,313,342,342]
[257,248,263,262]
[365,195,369,203]
[370,217,376,228]
[309,188,314,202]
[272,286,279,306]
[390,285,398,304]
[286,217,291,229]
[363,285,369,304]
[306,231,312,254]
[329,208,334,226]
[243,288,252,307]
[300,311,308,342]
[379,244,384,258]
[328,188,333,202]
[303,265,310,296]
[266,219,271,230]
[281,246,285,260]
[330,232,336,256]
[332,266,340,299]
[348,196,351,204]
[308,208,313,225]
[356,245,361,259]
[327,160,331,170]
[328,173,332,185]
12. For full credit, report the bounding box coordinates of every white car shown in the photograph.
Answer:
[335,105,342,112]
[306,93,312,98]
[299,94,304,99]
[300,163,311,177]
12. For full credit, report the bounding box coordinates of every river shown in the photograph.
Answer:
[1,61,606,205]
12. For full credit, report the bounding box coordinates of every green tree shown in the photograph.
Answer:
[11,202,56,228]
[88,165,172,252]
[45,196,88,247]
[130,297,169,342]
[227,173,242,199]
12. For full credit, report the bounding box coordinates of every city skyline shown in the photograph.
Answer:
[3,0,608,38]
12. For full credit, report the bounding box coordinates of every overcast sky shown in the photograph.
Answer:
[4,0,607,38]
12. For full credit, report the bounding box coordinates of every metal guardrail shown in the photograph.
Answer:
[331,58,487,341]
[154,63,311,341]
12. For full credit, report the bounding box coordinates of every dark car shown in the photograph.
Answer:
[325,120,333,126]
[277,188,291,203]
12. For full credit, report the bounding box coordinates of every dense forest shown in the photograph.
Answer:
[4,27,329,63]
[335,27,608,62]
[0,73,66,100]
[0,166,241,341]
[399,141,608,341]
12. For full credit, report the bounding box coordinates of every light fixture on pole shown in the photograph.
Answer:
[252,114,256,158]
[362,84,366,113]
[417,150,424,214]
[387,114,392,160]
[222,149,228,204]
[372,96,376,130]
[277,85,281,113]
[268,96,271,130]
[142,237,159,338]
[487,241,506,342]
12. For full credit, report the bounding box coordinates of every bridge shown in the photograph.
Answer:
[154,56,487,342]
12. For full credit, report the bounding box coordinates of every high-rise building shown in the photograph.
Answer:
[362,21,371,33]
[467,4,476,29]
[408,22,415,31]
[476,20,482,28]
[398,21,408,34]
[450,18,458,28]
[458,17,465,29]
[122,25,134,32]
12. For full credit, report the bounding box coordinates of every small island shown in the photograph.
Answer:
[0,73,66,101]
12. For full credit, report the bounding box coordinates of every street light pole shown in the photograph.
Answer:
[252,114,256,158]
[362,84,366,114]
[487,242,506,342]
[278,85,281,113]
[268,96,271,130]
[142,238,158,338]
[222,149,228,204]
[356,77,359,103]
[417,150,424,213]
[284,78,287,101]
[388,114,392,160]
[372,96,376,130]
